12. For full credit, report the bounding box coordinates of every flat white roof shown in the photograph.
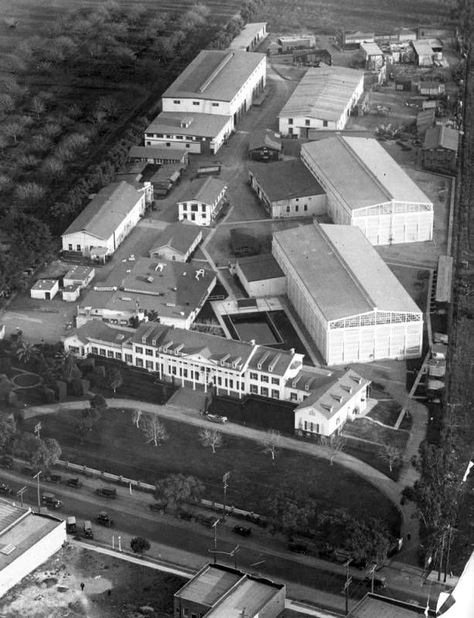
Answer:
[302,136,433,210]
[31,279,58,291]
[361,41,384,56]
[273,222,422,321]
[279,66,364,122]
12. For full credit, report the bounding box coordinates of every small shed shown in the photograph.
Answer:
[31,279,59,300]
[62,283,82,303]
[278,34,315,52]
[360,41,384,70]
[342,30,375,49]
[412,40,434,66]
[63,265,95,289]
[418,81,445,97]
[234,254,286,298]
[248,129,282,162]
[422,125,459,174]
[416,109,436,135]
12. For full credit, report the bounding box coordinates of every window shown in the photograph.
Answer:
[176,135,183,140]
[217,377,222,385]
[288,118,293,125]
[229,379,233,388]
[191,203,198,211]
[135,346,143,354]
[145,348,153,356]
[290,392,297,401]
[288,128,293,136]
[76,244,81,251]
[183,369,188,378]
[166,143,171,147]
[271,389,279,399]
[68,244,72,251]
[146,360,153,370]
[99,348,106,357]
[136,358,143,367]
[286,206,290,213]
[261,375,268,383]
[304,420,308,431]
[173,100,181,104]
[125,354,132,363]
[261,387,268,397]
[250,384,258,394]
[212,102,219,107]
[190,214,195,221]
[172,366,177,375]
[115,352,122,360]
[323,120,328,127]
[295,205,299,212]
[305,119,310,126]
[185,144,190,148]
[107,350,114,358]
[91,346,98,355]
[249,372,258,380]
[304,204,308,211]
[192,101,200,106]
[271,377,279,385]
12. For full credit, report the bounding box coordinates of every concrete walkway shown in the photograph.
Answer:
[26,397,406,531]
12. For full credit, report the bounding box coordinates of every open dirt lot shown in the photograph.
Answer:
[0,544,184,618]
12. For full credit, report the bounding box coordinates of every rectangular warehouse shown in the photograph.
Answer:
[278,66,364,136]
[301,136,433,245]
[161,49,266,128]
[272,222,423,365]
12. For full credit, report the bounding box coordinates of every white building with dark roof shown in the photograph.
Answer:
[149,222,202,262]
[278,66,364,136]
[248,159,326,218]
[178,177,227,226]
[234,254,286,297]
[162,49,266,127]
[301,136,433,245]
[77,258,215,330]
[61,181,146,258]
[273,222,423,365]
[0,500,66,597]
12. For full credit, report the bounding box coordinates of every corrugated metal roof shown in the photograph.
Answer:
[302,136,433,210]
[150,222,201,256]
[62,182,142,241]
[248,128,282,152]
[163,50,265,102]
[249,159,324,202]
[229,22,266,49]
[145,112,231,138]
[279,66,364,122]
[273,222,422,321]
[423,125,459,152]
[128,146,187,161]
[349,594,436,617]
[361,41,384,56]
[178,176,227,206]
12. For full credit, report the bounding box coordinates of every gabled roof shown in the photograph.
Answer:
[163,50,265,102]
[229,22,267,50]
[273,222,422,321]
[295,370,370,419]
[248,128,282,152]
[178,176,227,206]
[145,112,231,139]
[62,182,142,240]
[249,159,325,202]
[360,41,384,56]
[150,222,202,257]
[279,66,364,122]
[247,347,302,377]
[301,136,433,209]
[69,320,133,346]
[423,125,459,152]
[128,146,187,161]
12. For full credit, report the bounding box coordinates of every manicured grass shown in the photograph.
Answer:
[25,408,400,535]
[369,400,403,427]
[344,418,409,452]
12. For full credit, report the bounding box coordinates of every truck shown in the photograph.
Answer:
[95,487,117,499]
[66,516,77,534]
[41,493,63,509]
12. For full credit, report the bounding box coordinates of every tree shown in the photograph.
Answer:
[41,157,65,178]
[266,487,317,537]
[323,433,346,465]
[262,430,282,462]
[107,367,123,393]
[154,474,204,510]
[130,536,150,554]
[32,437,62,472]
[0,93,15,114]
[16,341,38,365]
[382,443,402,473]
[30,96,46,119]
[0,417,16,453]
[141,414,169,447]
[3,121,26,144]
[132,408,142,428]
[199,428,223,454]
[15,182,46,204]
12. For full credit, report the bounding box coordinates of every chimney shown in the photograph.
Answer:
[290,348,295,355]
[250,339,256,346]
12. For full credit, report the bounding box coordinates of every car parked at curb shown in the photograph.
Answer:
[233,525,251,537]
[95,487,117,499]
[0,482,13,495]
[96,512,113,527]
[205,414,227,424]
[66,478,83,488]
[0,456,14,469]
[46,474,62,484]
[41,493,63,509]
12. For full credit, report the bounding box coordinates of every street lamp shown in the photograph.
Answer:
[211,518,220,563]
[343,559,352,616]
[222,472,230,521]
[33,471,42,513]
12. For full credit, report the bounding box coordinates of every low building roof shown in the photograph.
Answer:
[176,564,242,606]
[423,125,459,152]
[349,593,436,617]
[295,370,370,419]
[229,22,267,50]
[128,146,187,161]
[64,265,95,281]
[71,321,133,346]
[145,112,231,139]
[205,576,281,617]
[412,39,434,56]
[278,66,364,122]
[249,158,324,202]
[344,30,375,41]
[360,41,384,56]
[81,258,215,322]
[31,279,58,291]
[273,222,422,321]
[163,49,265,103]
[177,176,227,206]
[301,136,432,210]
[62,181,142,241]
[279,34,315,43]
[150,222,202,257]
[247,346,301,377]
[237,253,285,282]
[248,128,282,152]
[150,164,185,183]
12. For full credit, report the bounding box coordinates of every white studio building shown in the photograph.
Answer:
[278,66,364,136]
[301,136,434,245]
[0,500,66,598]
[177,176,227,226]
[234,254,286,297]
[272,222,423,366]
[61,181,146,259]
[161,49,266,128]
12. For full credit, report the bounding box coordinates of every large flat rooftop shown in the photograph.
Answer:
[278,66,364,122]
[249,158,325,202]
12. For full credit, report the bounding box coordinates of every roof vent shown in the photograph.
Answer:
[195,268,205,280]
[146,276,154,283]
[155,263,165,272]
[350,375,362,384]
[0,544,16,555]
[331,393,343,403]
[321,403,333,412]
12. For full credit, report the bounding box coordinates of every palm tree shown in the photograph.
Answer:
[16,341,38,365]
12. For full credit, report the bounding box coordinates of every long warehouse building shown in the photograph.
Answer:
[273,222,423,365]
[301,136,434,245]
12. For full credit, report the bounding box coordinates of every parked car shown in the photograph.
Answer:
[364,575,387,590]
[95,487,117,499]
[177,510,194,521]
[196,514,219,528]
[149,502,167,512]
[233,525,252,537]
[41,493,63,509]
[22,466,35,476]
[0,482,13,495]
[96,512,113,527]
[288,541,309,554]
[47,474,62,484]
[83,520,94,539]
[205,414,227,424]
[66,478,83,488]
[66,516,77,534]
[0,455,13,469]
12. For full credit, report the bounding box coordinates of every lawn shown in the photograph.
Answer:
[25,408,401,535]
[343,418,409,452]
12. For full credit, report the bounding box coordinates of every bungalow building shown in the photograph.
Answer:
[234,254,286,298]
[422,125,459,174]
[128,146,188,167]
[61,181,146,259]
[360,41,384,70]
[149,222,202,262]
[177,177,227,226]
[63,265,95,289]
[278,34,316,52]
[248,129,281,162]
[412,40,434,66]
[248,159,326,218]
[229,22,268,52]
[30,279,59,301]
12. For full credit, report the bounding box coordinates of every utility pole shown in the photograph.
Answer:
[367,564,376,593]
[222,472,230,521]
[211,518,220,563]
[33,471,42,513]
[343,559,352,616]
[16,486,27,508]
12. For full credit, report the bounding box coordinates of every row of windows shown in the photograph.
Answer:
[249,372,280,385]
[285,204,308,213]
[249,385,280,398]
[182,203,207,212]
[172,99,220,107]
